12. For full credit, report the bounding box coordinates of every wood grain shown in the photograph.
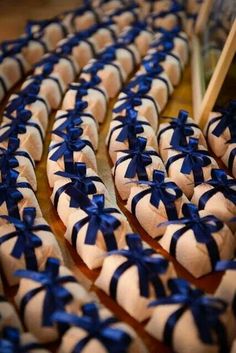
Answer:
[0,2,223,353]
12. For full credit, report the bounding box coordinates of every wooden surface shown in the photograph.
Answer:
[0,2,223,353]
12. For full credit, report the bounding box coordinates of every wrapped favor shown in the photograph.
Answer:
[148,7,184,31]
[80,57,125,98]
[126,67,173,112]
[215,260,236,317]
[63,5,100,33]
[0,327,50,353]
[158,110,207,161]
[90,21,119,50]
[0,170,42,223]
[47,128,97,188]
[0,207,63,286]
[96,233,176,322]
[15,257,91,343]
[107,109,158,163]
[34,52,79,86]
[65,194,130,269]
[22,74,65,110]
[159,203,234,278]
[165,138,218,198]
[62,79,108,123]
[205,101,236,158]
[0,296,22,332]
[54,302,147,353]
[113,137,165,200]
[51,108,98,150]
[113,90,160,132]
[222,142,236,178]
[0,108,45,161]
[0,137,36,191]
[191,169,236,231]
[126,170,188,238]
[108,4,140,30]
[146,278,235,353]
[51,162,109,226]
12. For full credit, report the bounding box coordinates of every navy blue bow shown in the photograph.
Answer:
[108,233,169,299]
[53,162,102,210]
[126,70,169,96]
[198,169,236,210]
[0,327,45,352]
[15,257,77,326]
[114,136,158,181]
[53,108,94,133]
[149,278,228,352]
[162,203,222,268]
[71,194,120,251]
[131,170,182,222]
[166,137,212,184]
[53,303,132,353]
[0,207,51,270]
[210,100,236,138]
[158,110,199,147]
[118,21,149,45]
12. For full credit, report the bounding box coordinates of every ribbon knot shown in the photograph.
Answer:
[0,327,44,352]
[211,100,236,137]
[15,257,77,326]
[108,233,169,299]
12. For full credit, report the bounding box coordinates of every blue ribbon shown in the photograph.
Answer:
[35,52,77,77]
[158,110,199,147]
[53,162,103,210]
[0,170,33,218]
[149,5,183,29]
[70,4,100,30]
[131,170,182,222]
[149,278,228,353]
[53,108,95,133]
[0,207,51,270]
[49,127,94,172]
[109,4,138,21]
[25,73,64,97]
[0,327,45,352]
[15,257,77,327]
[114,136,158,181]
[117,21,151,46]
[208,100,236,138]
[162,203,222,268]
[25,17,67,37]
[108,233,169,299]
[53,303,132,353]
[228,146,236,176]
[71,194,120,251]
[166,137,212,184]
[197,169,236,210]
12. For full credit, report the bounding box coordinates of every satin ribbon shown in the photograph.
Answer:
[53,108,95,133]
[53,303,132,353]
[0,137,34,178]
[25,73,64,97]
[35,52,77,77]
[15,257,77,326]
[49,127,94,172]
[166,137,212,184]
[0,170,33,218]
[131,170,182,221]
[101,43,137,70]
[108,233,168,299]
[114,136,158,180]
[0,327,45,352]
[53,162,103,210]
[0,207,51,270]
[197,169,236,210]
[149,278,228,353]
[158,110,199,147]
[162,203,222,268]
[228,146,236,175]
[71,194,120,251]
[117,21,151,45]
[209,100,236,138]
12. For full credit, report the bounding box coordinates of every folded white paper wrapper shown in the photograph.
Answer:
[222,143,236,178]
[52,110,98,150]
[113,92,160,132]
[0,216,63,285]
[15,264,92,343]
[191,180,236,232]
[126,180,189,238]
[58,305,148,353]
[47,139,97,188]
[62,85,108,123]
[145,296,235,353]
[0,116,45,161]
[51,169,109,226]
[0,298,22,332]
[159,210,235,278]
[107,115,158,164]
[113,148,165,200]
[166,145,218,198]
[95,243,176,322]
[65,203,131,269]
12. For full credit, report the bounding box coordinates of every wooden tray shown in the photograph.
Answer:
[0,2,223,353]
